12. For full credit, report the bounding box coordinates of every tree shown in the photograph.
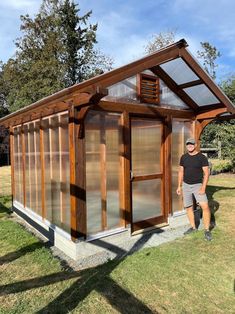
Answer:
[197,42,221,80]
[144,30,176,54]
[0,61,9,118]
[220,75,235,104]
[1,0,113,112]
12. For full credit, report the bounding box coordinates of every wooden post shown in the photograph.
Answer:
[9,126,15,201]
[122,111,131,226]
[69,105,87,240]
[164,115,172,216]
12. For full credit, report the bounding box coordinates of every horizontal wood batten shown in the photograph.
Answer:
[132,173,163,181]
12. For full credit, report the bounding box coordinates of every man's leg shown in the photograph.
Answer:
[199,202,212,241]
[199,202,211,230]
[185,206,196,229]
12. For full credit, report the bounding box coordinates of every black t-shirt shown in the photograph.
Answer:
[180,152,209,184]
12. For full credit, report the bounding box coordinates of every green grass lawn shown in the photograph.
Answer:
[0,174,235,313]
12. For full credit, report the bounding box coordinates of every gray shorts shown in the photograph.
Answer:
[182,182,208,208]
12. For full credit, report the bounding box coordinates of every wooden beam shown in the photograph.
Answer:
[151,65,199,111]
[98,100,194,119]
[163,115,172,216]
[196,107,227,120]
[122,111,131,226]
[178,79,203,89]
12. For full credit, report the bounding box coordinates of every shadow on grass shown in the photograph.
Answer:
[3,182,234,312]
[0,232,158,314]
[0,196,12,217]
[0,241,52,266]
[194,184,235,230]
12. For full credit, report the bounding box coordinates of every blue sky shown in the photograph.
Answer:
[0,0,235,82]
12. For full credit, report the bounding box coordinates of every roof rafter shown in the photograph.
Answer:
[178,79,203,89]
[151,65,199,111]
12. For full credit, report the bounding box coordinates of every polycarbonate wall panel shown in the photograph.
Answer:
[43,118,52,222]
[105,116,120,230]
[12,113,70,233]
[132,179,161,222]
[131,119,161,176]
[160,79,188,109]
[183,84,219,106]
[59,114,70,231]
[85,111,121,235]
[172,120,194,213]
[29,123,36,211]
[24,125,30,208]
[35,122,42,216]
[13,127,21,202]
[160,58,199,85]
[106,76,137,100]
[42,115,70,232]
[50,116,61,226]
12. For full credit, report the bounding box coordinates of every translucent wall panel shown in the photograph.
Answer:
[42,118,52,221]
[105,116,120,230]
[50,116,61,226]
[160,58,199,85]
[172,120,194,213]
[85,111,121,235]
[29,122,36,211]
[131,118,161,176]
[59,114,70,231]
[132,179,161,222]
[160,79,188,109]
[106,76,137,100]
[183,84,219,106]
[12,113,70,233]
[35,121,42,216]
[42,114,70,232]
[13,128,20,202]
[24,125,30,208]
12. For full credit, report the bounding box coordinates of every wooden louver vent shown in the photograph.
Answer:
[139,74,160,104]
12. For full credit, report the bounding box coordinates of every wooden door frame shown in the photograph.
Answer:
[129,114,167,233]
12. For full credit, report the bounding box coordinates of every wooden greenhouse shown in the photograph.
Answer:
[1,39,234,259]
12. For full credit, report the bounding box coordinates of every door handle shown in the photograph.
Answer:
[130,170,133,180]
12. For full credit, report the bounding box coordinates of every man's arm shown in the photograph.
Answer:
[199,166,209,194]
[176,166,184,195]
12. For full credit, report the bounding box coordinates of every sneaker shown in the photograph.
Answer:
[204,230,212,241]
[184,227,197,235]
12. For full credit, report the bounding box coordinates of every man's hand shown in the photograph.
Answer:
[199,187,206,195]
[176,187,182,195]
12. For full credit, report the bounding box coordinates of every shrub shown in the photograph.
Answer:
[210,159,233,174]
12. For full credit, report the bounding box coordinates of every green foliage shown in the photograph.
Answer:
[201,120,235,163]
[0,0,113,113]
[220,74,235,104]
[210,159,233,174]
[197,42,221,79]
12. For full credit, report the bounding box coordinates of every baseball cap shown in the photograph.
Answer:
[186,138,196,145]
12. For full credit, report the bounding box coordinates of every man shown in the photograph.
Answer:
[176,138,212,241]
